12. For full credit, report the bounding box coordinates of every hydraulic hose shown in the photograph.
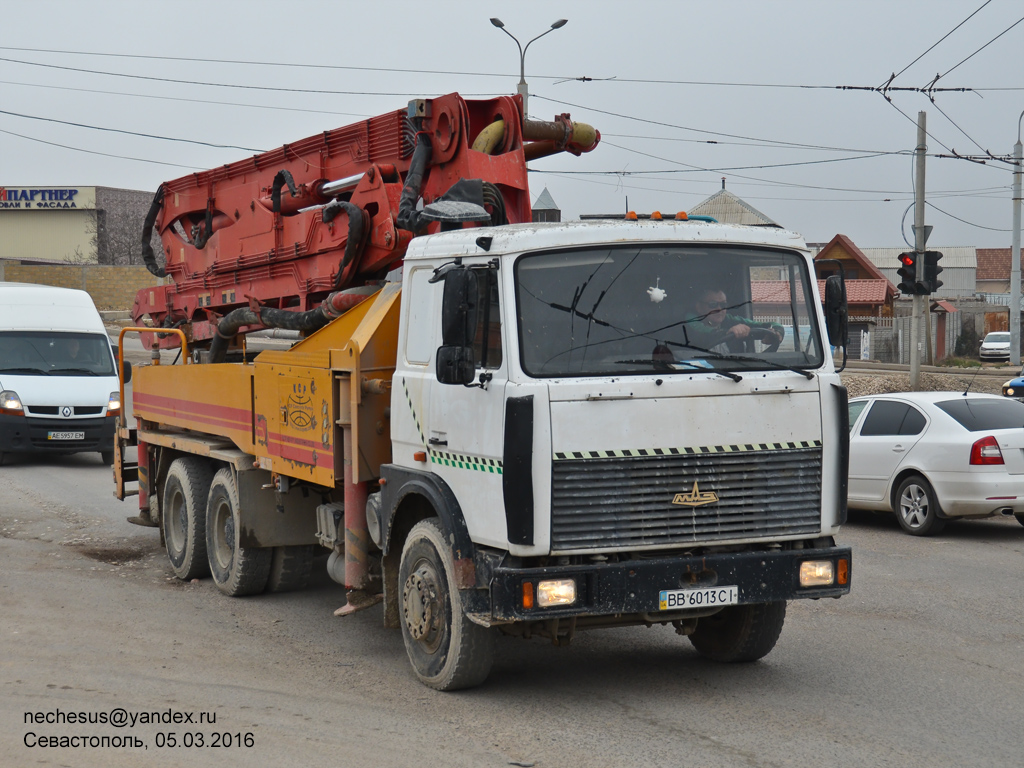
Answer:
[321,200,367,289]
[207,286,379,364]
[395,133,433,235]
[140,185,167,278]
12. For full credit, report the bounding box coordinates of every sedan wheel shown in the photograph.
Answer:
[895,474,946,536]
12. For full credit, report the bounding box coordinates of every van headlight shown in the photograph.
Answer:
[0,390,24,415]
[106,391,121,417]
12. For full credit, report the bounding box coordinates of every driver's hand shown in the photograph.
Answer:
[770,328,784,343]
[728,324,751,339]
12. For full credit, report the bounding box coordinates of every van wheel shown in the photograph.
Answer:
[689,601,787,662]
[266,546,315,593]
[399,519,494,690]
[162,457,214,580]
[206,467,271,596]
[100,450,114,466]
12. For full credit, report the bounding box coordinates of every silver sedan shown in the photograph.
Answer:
[847,392,1024,535]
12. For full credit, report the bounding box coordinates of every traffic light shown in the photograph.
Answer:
[923,251,943,294]
[896,252,920,295]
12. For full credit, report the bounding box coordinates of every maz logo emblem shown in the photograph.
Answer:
[672,482,718,507]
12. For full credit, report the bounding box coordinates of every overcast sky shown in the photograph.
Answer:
[3,0,1022,248]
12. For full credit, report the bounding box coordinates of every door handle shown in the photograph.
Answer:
[428,437,448,446]
[892,444,905,453]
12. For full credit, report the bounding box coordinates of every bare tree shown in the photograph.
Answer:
[95,187,158,266]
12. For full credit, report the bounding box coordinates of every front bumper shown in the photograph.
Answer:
[0,413,115,454]
[483,545,852,622]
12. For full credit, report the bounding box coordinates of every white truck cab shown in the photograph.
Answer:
[376,219,851,688]
[0,283,127,465]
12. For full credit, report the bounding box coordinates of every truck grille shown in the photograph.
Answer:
[550,444,822,551]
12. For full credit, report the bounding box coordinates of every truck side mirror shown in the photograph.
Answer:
[436,267,479,386]
[824,275,848,349]
[112,344,133,383]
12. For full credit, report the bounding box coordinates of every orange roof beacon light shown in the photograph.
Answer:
[651,211,662,220]
[675,211,689,220]
[625,211,638,221]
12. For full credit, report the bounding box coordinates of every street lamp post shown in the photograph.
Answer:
[489,17,567,116]
[1012,109,1023,367]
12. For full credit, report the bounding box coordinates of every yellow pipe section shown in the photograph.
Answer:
[471,120,505,154]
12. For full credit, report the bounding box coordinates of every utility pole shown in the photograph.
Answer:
[911,112,927,389]
[1011,109,1023,367]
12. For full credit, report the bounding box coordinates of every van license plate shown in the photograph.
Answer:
[48,431,85,441]
[659,586,738,611]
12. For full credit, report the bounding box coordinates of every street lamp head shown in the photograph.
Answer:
[551,19,568,29]
[490,18,505,28]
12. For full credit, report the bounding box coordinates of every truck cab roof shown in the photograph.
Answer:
[403,219,809,262]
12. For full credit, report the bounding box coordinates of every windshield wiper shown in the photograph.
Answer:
[663,341,815,380]
[51,368,99,376]
[0,366,50,375]
[613,359,743,382]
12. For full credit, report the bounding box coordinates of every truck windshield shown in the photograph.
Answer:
[0,331,116,377]
[515,244,825,377]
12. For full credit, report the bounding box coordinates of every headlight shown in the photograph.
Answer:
[1007,388,1016,396]
[799,560,835,587]
[537,578,577,607]
[106,391,121,416]
[0,390,24,415]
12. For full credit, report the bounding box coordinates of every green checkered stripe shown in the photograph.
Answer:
[554,440,822,461]
[401,378,503,475]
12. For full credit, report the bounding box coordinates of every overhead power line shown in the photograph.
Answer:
[0,127,199,169]
[0,108,265,152]
[885,0,994,84]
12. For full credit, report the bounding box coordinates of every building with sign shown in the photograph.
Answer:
[0,185,154,265]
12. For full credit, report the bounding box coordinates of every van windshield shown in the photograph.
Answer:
[0,332,116,376]
[514,244,825,377]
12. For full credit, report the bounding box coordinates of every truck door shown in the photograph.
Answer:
[427,262,508,547]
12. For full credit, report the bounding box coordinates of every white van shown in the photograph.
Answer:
[0,283,129,465]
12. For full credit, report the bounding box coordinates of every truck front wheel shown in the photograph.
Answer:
[162,457,213,581]
[398,519,494,690]
[688,601,786,662]
[206,467,272,596]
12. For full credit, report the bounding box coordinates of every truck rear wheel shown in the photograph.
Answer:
[688,601,786,662]
[266,546,315,593]
[206,467,271,596]
[162,457,214,581]
[398,519,494,691]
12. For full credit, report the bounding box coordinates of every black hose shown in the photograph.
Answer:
[322,200,366,289]
[395,134,433,235]
[140,185,167,278]
[271,169,298,213]
[209,305,335,364]
[191,205,214,250]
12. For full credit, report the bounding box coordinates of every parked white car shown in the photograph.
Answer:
[847,392,1024,535]
[979,331,1011,362]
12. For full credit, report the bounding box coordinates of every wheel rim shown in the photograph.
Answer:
[167,488,187,553]
[211,498,234,570]
[402,559,443,653]
[899,483,929,528]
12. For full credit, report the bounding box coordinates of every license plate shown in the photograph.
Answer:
[659,585,739,610]
[47,431,85,441]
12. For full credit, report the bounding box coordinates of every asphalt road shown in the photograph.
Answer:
[2,439,1022,768]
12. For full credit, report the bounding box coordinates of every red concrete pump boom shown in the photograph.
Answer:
[133,92,599,354]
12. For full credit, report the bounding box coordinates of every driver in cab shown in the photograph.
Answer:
[685,287,784,354]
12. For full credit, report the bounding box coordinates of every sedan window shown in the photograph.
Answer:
[859,400,926,436]
[936,398,1024,432]
[847,401,869,432]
